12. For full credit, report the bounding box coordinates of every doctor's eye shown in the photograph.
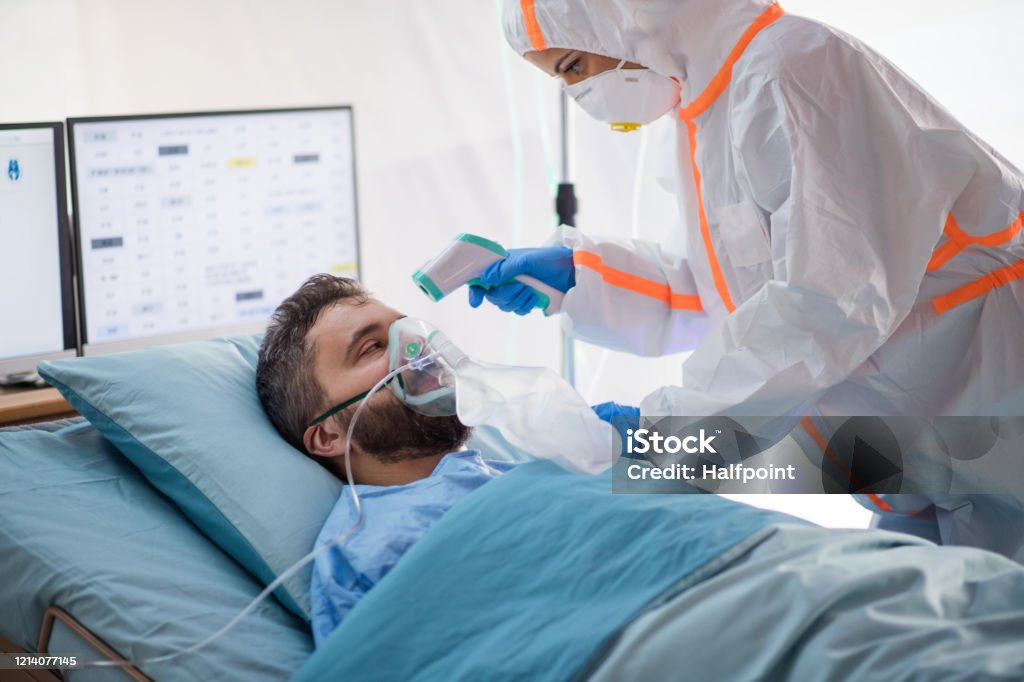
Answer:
[563,58,582,76]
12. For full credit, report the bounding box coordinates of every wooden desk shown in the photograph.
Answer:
[0,386,77,427]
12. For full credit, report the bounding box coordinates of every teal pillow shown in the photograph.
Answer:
[37,334,342,621]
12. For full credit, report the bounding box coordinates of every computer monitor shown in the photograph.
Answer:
[67,106,361,355]
[0,122,77,381]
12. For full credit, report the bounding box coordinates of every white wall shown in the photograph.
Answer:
[0,0,564,368]
[0,0,86,120]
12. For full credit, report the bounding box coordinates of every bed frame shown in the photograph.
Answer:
[0,635,60,682]
[0,607,151,682]
[0,396,150,681]
[0,387,76,429]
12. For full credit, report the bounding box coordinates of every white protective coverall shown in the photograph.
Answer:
[503,0,1024,558]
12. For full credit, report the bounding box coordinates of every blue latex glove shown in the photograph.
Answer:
[468,246,575,315]
[592,402,641,426]
[592,402,643,459]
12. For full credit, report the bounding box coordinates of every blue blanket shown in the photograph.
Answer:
[292,461,804,681]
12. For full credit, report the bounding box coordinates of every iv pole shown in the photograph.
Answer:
[556,89,577,387]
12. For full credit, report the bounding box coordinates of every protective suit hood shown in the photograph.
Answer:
[502,0,778,108]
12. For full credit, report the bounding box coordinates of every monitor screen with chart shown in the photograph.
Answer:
[0,122,77,379]
[67,106,360,355]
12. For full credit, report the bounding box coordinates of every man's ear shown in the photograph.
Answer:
[303,423,347,459]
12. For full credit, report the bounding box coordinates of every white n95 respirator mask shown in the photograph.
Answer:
[564,59,681,132]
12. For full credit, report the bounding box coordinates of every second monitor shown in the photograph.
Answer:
[68,106,360,355]
[0,122,77,381]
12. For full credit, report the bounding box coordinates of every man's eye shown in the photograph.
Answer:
[566,59,581,75]
[361,342,384,357]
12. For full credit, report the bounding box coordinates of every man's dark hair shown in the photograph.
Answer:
[257,274,369,453]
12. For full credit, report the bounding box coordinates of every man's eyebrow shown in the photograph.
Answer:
[554,51,575,76]
[345,322,383,363]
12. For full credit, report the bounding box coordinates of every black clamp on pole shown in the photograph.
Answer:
[556,182,577,228]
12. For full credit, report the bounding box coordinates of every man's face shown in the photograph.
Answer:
[308,297,401,418]
[303,298,470,479]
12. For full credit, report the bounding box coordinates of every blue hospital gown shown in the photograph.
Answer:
[309,450,514,645]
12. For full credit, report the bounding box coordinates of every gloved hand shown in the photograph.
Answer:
[468,246,575,315]
[592,401,641,427]
[592,402,643,459]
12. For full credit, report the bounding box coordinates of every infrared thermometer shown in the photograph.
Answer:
[412,233,565,316]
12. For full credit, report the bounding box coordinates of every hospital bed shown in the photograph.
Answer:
[0,417,312,681]
[0,332,511,681]
[2,334,1022,681]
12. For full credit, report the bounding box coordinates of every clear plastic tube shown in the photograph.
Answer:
[493,0,525,366]
[73,358,430,673]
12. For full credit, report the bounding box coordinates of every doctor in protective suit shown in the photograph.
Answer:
[467,0,1024,560]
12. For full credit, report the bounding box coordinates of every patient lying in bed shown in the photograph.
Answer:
[256,275,516,644]
[258,275,1024,679]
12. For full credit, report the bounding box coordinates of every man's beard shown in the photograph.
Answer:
[341,391,471,464]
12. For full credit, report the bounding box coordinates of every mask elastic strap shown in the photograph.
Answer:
[309,377,392,427]
[309,393,365,427]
